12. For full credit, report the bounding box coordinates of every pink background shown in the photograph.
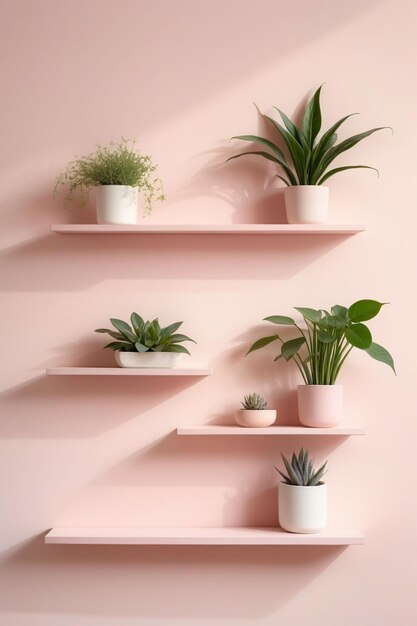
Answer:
[1,0,416,624]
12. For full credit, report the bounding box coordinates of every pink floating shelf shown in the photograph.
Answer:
[45,526,363,546]
[51,224,365,235]
[46,367,212,377]
[177,425,365,436]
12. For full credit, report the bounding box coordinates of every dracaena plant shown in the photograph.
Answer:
[54,139,165,216]
[95,313,196,355]
[228,85,390,186]
[247,300,395,385]
[276,448,327,486]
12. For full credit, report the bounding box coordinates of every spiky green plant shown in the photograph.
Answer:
[228,85,390,186]
[276,448,327,486]
[241,392,268,410]
[95,313,195,354]
[54,139,165,216]
[247,299,395,385]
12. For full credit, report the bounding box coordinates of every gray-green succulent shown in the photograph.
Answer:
[276,448,327,486]
[95,313,196,355]
[228,85,389,187]
[241,392,268,410]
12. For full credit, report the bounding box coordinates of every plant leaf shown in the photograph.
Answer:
[281,453,301,485]
[331,305,348,319]
[308,462,327,486]
[246,335,279,356]
[160,321,183,338]
[345,323,372,349]
[281,336,306,360]
[164,344,191,355]
[294,307,322,323]
[134,342,148,353]
[317,330,335,343]
[303,85,323,147]
[264,114,306,184]
[318,165,379,185]
[348,299,387,322]
[168,333,196,344]
[366,342,396,373]
[110,318,137,343]
[130,312,144,332]
[103,341,132,351]
[263,315,296,326]
[321,127,390,171]
[230,134,286,161]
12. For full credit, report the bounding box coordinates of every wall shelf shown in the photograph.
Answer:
[46,367,212,377]
[45,526,364,546]
[51,224,365,235]
[177,425,365,436]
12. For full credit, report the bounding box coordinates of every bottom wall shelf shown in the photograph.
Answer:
[45,527,363,546]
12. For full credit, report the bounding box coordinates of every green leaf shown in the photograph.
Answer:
[318,165,378,185]
[164,344,191,355]
[275,174,290,187]
[274,108,302,142]
[263,315,296,326]
[308,462,327,486]
[168,333,196,344]
[230,134,286,161]
[321,127,390,171]
[348,299,387,322]
[331,305,348,319]
[227,150,297,186]
[130,312,144,333]
[309,114,358,182]
[317,330,335,343]
[134,342,149,353]
[264,114,307,184]
[281,453,301,485]
[160,321,183,338]
[281,336,306,360]
[103,341,132,351]
[345,323,372,349]
[366,342,396,373]
[110,318,137,343]
[246,335,278,356]
[303,85,323,147]
[294,307,322,323]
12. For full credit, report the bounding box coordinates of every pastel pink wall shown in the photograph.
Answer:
[1,0,416,624]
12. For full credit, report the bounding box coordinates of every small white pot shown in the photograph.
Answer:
[96,185,138,224]
[297,384,343,427]
[234,409,276,428]
[115,352,182,368]
[284,185,329,224]
[279,482,327,534]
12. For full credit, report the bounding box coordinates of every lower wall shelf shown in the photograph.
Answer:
[45,527,364,546]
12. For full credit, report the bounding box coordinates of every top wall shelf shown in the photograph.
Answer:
[50,224,365,235]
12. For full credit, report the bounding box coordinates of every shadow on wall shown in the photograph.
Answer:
[0,231,359,291]
[0,533,349,620]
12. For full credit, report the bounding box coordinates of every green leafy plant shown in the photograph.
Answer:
[247,300,395,384]
[276,448,327,486]
[241,392,268,410]
[95,313,195,355]
[228,85,390,186]
[54,139,165,216]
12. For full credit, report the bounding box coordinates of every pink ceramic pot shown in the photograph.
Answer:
[297,384,343,427]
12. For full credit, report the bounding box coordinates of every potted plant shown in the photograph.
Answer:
[54,139,165,225]
[228,85,389,224]
[247,299,395,427]
[235,392,276,427]
[276,448,327,533]
[95,313,195,368]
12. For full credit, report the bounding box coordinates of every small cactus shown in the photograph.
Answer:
[241,392,268,410]
[275,448,327,486]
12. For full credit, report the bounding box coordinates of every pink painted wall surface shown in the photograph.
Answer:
[0,0,416,624]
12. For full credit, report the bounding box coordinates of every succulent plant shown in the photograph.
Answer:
[276,448,327,486]
[241,392,268,410]
[95,313,196,354]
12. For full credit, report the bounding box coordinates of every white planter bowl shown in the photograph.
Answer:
[284,185,329,224]
[234,409,276,428]
[115,352,182,368]
[278,482,327,533]
[297,384,343,427]
[96,185,138,224]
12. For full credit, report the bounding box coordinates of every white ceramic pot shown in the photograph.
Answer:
[96,185,138,224]
[115,351,182,368]
[284,185,329,224]
[297,384,343,427]
[234,409,277,428]
[278,482,327,533]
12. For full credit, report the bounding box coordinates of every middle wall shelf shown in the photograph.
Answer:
[177,425,365,436]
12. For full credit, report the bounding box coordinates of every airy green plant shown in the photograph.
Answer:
[241,392,268,410]
[54,139,165,216]
[247,300,395,385]
[276,448,327,486]
[95,313,195,355]
[228,85,390,186]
